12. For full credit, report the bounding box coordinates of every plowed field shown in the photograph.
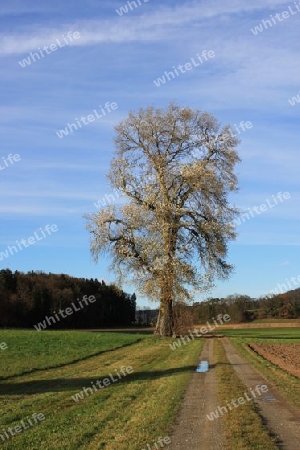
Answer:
[249,343,300,378]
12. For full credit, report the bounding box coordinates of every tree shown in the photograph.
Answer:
[85,104,240,336]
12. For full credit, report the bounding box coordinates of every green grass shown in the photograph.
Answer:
[219,327,300,340]
[219,327,300,408]
[214,340,278,450]
[0,330,203,449]
[252,319,300,323]
[0,330,142,379]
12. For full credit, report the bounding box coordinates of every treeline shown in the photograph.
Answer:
[193,290,300,323]
[0,269,136,329]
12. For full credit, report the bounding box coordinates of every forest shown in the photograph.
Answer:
[0,269,136,328]
[193,291,300,323]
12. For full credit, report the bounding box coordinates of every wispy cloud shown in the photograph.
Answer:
[0,1,293,55]
[0,205,84,216]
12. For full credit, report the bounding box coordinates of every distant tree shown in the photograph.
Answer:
[224,294,253,322]
[86,104,240,336]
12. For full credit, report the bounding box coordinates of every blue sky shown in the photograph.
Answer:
[0,0,299,307]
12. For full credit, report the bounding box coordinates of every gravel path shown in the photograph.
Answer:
[166,339,224,450]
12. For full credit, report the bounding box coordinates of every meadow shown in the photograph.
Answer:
[0,330,142,379]
[1,327,299,449]
[0,330,203,450]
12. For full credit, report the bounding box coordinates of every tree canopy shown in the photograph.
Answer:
[86,104,240,336]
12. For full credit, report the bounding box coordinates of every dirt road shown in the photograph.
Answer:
[166,338,300,449]
[166,339,224,450]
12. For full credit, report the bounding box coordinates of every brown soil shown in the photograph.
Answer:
[249,343,300,378]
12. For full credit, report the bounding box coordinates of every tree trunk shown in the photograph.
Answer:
[155,299,174,336]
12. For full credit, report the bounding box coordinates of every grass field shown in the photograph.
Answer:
[0,330,203,450]
[220,327,300,339]
[221,327,300,408]
[1,327,299,449]
[0,330,142,379]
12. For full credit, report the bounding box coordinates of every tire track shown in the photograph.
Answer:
[221,338,300,449]
[166,339,224,450]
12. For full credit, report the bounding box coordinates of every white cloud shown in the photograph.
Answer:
[0,0,293,55]
[1,189,95,200]
[0,205,83,216]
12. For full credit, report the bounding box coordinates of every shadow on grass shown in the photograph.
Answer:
[97,331,153,336]
[0,365,197,396]
[0,339,144,382]
[88,328,154,335]
[0,359,249,396]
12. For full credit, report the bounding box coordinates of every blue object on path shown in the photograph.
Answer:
[196,360,209,372]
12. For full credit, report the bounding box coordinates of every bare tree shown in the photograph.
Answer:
[85,104,240,336]
[172,301,194,336]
